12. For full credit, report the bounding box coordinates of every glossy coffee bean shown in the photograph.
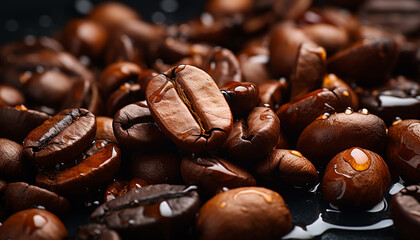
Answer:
[91,184,200,239]
[221,81,259,117]
[390,185,420,240]
[146,65,233,153]
[297,111,387,167]
[202,47,242,87]
[196,187,292,240]
[157,37,210,65]
[36,140,121,196]
[107,82,144,117]
[0,138,31,181]
[205,0,253,17]
[269,24,312,77]
[113,101,168,151]
[0,84,25,107]
[277,87,357,140]
[95,116,117,143]
[237,42,271,85]
[23,108,96,168]
[98,62,142,99]
[104,33,146,67]
[223,107,280,161]
[300,23,350,55]
[322,73,359,109]
[255,149,318,188]
[5,182,70,214]
[23,70,73,108]
[181,154,256,197]
[88,2,140,29]
[61,79,103,116]
[104,178,148,203]
[137,69,159,94]
[290,42,326,100]
[327,38,399,86]
[129,151,180,184]
[76,224,122,240]
[0,209,67,240]
[322,147,391,209]
[0,105,50,143]
[387,119,420,183]
[258,79,288,110]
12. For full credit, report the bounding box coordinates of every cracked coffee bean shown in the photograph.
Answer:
[146,65,233,153]
[91,184,199,239]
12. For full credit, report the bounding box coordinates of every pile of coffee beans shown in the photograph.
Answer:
[0,0,419,239]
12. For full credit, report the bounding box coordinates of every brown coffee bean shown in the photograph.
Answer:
[104,33,146,68]
[237,41,271,85]
[181,154,256,197]
[300,23,350,55]
[91,184,200,239]
[129,151,180,184]
[221,81,259,117]
[205,0,253,17]
[223,107,280,161]
[76,224,122,240]
[390,185,420,240]
[5,182,70,214]
[0,138,32,181]
[0,105,50,143]
[297,111,387,167]
[258,79,288,110]
[387,119,420,183]
[0,84,25,107]
[322,147,391,209]
[106,82,144,117]
[255,149,318,188]
[104,178,148,203]
[290,42,326,100]
[88,2,140,29]
[322,73,359,109]
[36,140,121,196]
[137,69,159,94]
[327,38,399,86]
[196,187,292,240]
[146,65,233,152]
[61,79,103,116]
[0,209,68,240]
[95,116,117,143]
[158,37,210,65]
[23,108,96,168]
[112,101,168,151]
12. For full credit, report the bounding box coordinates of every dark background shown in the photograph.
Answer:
[0,0,207,45]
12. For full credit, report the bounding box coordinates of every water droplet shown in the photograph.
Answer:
[152,11,166,23]
[290,150,303,157]
[39,15,52,28]
[128,219,135,225]
[160,0,178,13]
[343,147,371,171]
[33,215,47,228]
[93,201,99,205]
[234,189,273,204]
[5,19,18,32]
[84,201,92,207]
[343,91,350,97]
[220,201,227,208]
[159,201,174,217]
[344,107,353,115]
[359,108,369,115]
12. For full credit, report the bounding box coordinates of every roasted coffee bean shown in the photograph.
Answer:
[390,185,420,240]
[387,119,420,183]
[223,107,280,161]
[61,79,103,116]
[258,79,288,110]
[290,42,326,100]
[23,108,96,168]
[196,187,292,240]
[129,151,180,184]
[88,2,140,29]
[91,184,200,239]
[36,140,121,196]
[300,23,350,55]
[76,223,122,240]
[237,40,271,85]
[181,154,256,197]
[5,182,70,214]
[327,38,399,86]
[269,24,312,77]
[322,147,391,209]
[23,70,73,108]
[0,138,31,181]
[95,116,117,143]
[104,178,148,203]
[0,105,50,143]
[137,69,159,94]
[221,81,259,117]
[146,65,233,153]
[158,37,210,65]
[277,87,357,140]
[0,84,25,107]
[202,47,242,88]
[104,33,146,67]
[322,73,359,109]
[0,208,68,240]
[358,76,420,125]
[297,111,387,167]
[113,101,168,151]
[255,149,318,188]
[59,19,108,59]
[205,0,253,17]
[98,62,142,99]
[107,82,144,117]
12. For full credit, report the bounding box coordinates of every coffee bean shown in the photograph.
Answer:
[88,2,140,29]
[146,65,232,152]
[61,79,103,116]
[104,178,148,203]
[95,116,117,143]
[106,82,144,117]
[76,223,122,240]
[202,47,242,87]
[258,79,288,110]
[0,84,25,107]
[196,187,292,240]
[0,138,32,181]
[91,184,199,239]
[300,23,350,55]
[23,108,96,168]
[0,208,68,240]
[221,81,259,117]
[322,147,391,209]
